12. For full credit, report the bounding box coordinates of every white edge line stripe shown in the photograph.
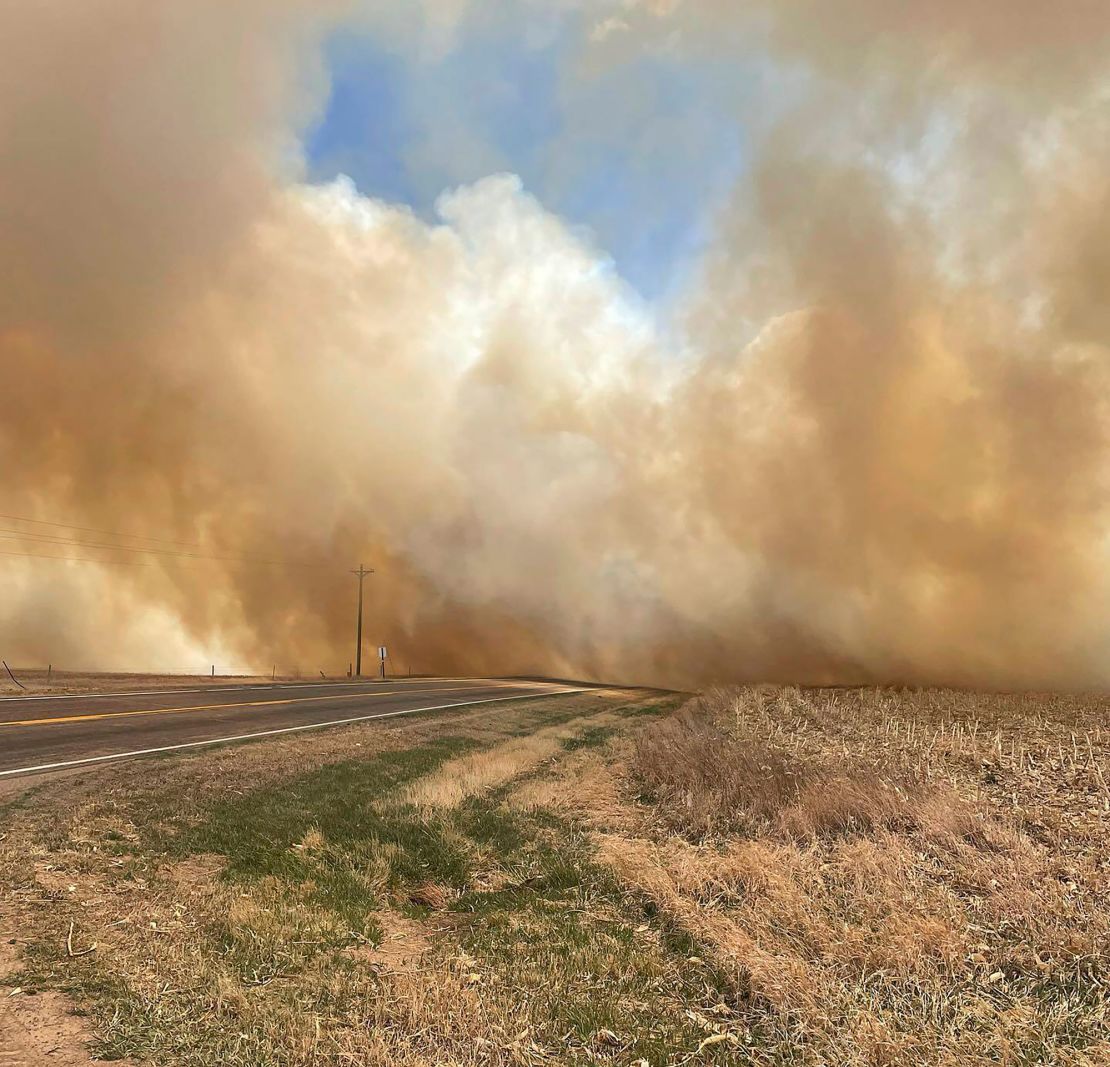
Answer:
[0,688,591,779]
[0,677,539,704]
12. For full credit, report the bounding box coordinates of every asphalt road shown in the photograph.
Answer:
[0,677,587,779]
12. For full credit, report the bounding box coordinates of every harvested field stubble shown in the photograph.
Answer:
[618,686,1110,1063]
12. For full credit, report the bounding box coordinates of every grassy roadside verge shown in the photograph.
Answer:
[0,688,724,1066]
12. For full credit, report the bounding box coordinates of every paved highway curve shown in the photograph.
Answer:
[0,677,588,779]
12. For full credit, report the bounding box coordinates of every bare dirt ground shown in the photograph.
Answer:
[0,685,1105,1066]
[0,937,135,1067]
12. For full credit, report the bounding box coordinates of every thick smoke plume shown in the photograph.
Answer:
[2,0,1110,689]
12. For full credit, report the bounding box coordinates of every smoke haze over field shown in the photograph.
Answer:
[3,1,1110,688]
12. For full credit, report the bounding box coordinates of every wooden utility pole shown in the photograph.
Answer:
[351,565,374,677]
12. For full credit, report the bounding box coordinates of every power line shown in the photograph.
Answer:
[0,531,324,567]
[0,512,202,547]
[0,548,159,568]
[0,529,334,568]
[0,544,332,571]
[0,547,260,571]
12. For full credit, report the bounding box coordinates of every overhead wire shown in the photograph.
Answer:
[0,516,337,569]
[0,529,330,567]
[0,548,160,568]
[0,511,202,547]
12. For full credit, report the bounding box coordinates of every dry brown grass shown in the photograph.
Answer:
[631,706,804,837]
[630,695,982,846]
[400,708,623,809]
[593,686,1110,1064]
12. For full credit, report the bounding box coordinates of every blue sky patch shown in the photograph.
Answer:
[303,17,747,301]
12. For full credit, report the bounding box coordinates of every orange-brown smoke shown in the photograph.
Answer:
[2,1,1110,689]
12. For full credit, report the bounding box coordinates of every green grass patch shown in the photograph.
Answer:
[562,724,620,750]
[164,736,481,929]
[447,803,742,1063]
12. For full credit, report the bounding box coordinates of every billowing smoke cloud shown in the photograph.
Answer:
[2,0,1110,689]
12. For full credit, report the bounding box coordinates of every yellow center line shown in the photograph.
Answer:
[0,683,531,729]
